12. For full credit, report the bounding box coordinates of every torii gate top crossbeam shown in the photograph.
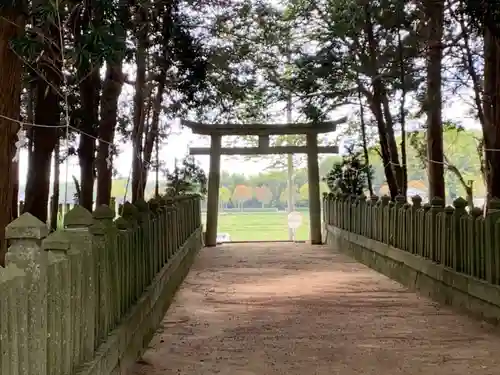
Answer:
[180,117,346,136]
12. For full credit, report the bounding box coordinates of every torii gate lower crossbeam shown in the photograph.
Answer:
[181,118,344,246]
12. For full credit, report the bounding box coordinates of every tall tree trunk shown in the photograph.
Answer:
[78,68,101,211]
[96,63,124,205]
[50,139,60,231]
[140,75,166,195]
[356,77,373,196]
[424,0,446,200]
[24,6,61,222]
[397,29,408,198]
[131,4,148,202]
[0,9,24,254]
[482,28,500,198]
[73,0,103,211]
[96,4,128,206]
[361,5,399,198]
[380,93,405,194]
[456,4,488,187]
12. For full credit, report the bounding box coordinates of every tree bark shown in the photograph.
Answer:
[96,63,124,205]
[24,6,61,222]
[362,4,400,198]
[381,93,405,194]
[424,0,446,200]
[131,4,148,202]
[482,28,500,198]
[0,9,24,264]
[77,66,101,211]
[356,78,373,196]
[397,29,408,198]
[140,74,166,196]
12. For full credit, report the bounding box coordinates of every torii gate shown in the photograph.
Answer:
[181,118,345,246]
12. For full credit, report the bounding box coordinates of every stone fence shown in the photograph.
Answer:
[323,193,500,323]
[0,194,203,375]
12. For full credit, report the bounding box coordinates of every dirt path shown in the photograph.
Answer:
[129,242,500,375]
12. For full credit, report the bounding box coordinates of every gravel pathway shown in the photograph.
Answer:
[129,242,500,375]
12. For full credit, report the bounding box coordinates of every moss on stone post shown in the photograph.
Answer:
[367,195,378,239]
[89,220,109,345]
[409,196,422,254]
[484,198,500,283]
[427,197,445,262]
[148,198,161,273]
[392,195,405,247]
[468,207,483,277]
[135,199,155,283]
[94,204,121,330]
[400,203,411,251]
[0,255,27,375]
[452,197,467,272]
[42,230,71,375]
[151,198,167,268]
[115,216,133,313]
[418,203,431,257]
[440,206,454,266]
[122,202,143,301]
[5,213,49,375]
[357,195,366,236]
[379,196,390,244]
[63,205,95,365]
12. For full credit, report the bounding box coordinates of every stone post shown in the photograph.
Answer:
[122,202,141,300]
[440,206,455,266]
[484,198,500,283]
[135,199,153,283]
[427,197,445,262]
[115,216,132,314]
[0,258,27,375]
[42,230,71,375]
[63,205,95,365]
[92,204,117,331]
[393,195,406,247]
[451,197,467,272]
[379,195,390,243]
[5,213,49,375]
[470,207,483,278]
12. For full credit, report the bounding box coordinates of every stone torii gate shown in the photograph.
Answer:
[181,118,344,246]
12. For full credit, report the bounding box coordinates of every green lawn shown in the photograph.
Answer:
[202,211,316,241]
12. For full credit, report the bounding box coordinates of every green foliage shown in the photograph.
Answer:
[165,157,207,196]
[463,0,500,35]
[279,186,299,204]
[299,182,329,202]
[324,149,373,196]
[219,186,231,204]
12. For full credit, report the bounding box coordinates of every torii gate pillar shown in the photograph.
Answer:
[205,135,221,247]
[306,133,322,244]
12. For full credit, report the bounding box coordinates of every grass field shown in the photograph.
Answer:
[201,211,316,241]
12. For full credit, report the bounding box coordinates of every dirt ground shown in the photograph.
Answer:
[129,242,500,375]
